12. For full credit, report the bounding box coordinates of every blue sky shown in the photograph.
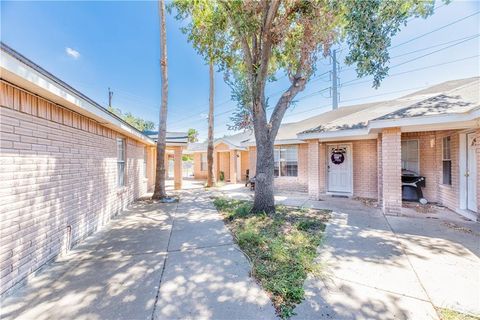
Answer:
[2,1,479,141]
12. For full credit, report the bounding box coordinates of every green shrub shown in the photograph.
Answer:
[213,197,330,319]
[219,171,225,181]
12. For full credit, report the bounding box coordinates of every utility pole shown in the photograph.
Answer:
[331,49,338,110]
[108,88,113,108]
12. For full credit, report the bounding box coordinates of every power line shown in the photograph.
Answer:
[175,54,479,132]
[169,70,331,127]
[390,11,480,49]
[283,85,428,121]
[341,54,479,88]
[389,34,479,69]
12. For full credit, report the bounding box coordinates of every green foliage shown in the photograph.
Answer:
[219,171,225,181]
[436,308,480,320]
[182,154,193,161]
[187,128,199,143]
[107,106,155,132]
[171,0,440,131]
[213,197,331,319]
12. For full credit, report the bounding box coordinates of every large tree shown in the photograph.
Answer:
[153,0,169,200]
[173,0,438,213]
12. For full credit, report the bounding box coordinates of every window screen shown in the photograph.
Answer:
[117,138,126,187]
[442,136,452,185]
[274,146,298,177]
[401,140,419,173]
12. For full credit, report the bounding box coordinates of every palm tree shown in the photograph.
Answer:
[206,60,215,187]
[152,0,168,200]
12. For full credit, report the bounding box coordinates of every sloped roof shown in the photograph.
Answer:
[1,42,155,145]
[144,131,189,144]
[302,77,479,134]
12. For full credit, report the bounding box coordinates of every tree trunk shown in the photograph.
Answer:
[206,60,215,187]
[152,0,168,200]
[251,97,275,214]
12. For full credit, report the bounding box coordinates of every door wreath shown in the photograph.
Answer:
[330,147,346,165]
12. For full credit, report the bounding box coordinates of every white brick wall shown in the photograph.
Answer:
[0,81,149,295]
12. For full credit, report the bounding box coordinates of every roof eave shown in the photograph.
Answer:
[1,45,156,146]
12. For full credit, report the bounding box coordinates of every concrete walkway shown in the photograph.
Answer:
[0,189,276,320]
[2,182,478,320]
[215,184,480,319]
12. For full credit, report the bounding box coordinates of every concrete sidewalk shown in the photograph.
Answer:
[0,189,276,320]
[216,184,480,319]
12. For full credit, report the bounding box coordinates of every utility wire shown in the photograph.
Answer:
[208,55,478,131]
[390,11,480,49]
[341,54,479,88]
[340,34,479,73]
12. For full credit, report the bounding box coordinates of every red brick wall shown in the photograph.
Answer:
[193,152,207,179]
[248,144,309,192]
[435,130,461,211]
[476,129,480,217]
[352,139,378,199]
[401,132,438,202]
[0,82,149,295]
[381,128,402,214]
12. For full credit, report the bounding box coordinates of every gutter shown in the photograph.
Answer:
[0,42,155,145]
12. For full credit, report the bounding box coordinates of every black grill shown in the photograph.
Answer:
[401,170,427,202]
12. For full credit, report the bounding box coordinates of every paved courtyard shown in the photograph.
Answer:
[1,183,479,320]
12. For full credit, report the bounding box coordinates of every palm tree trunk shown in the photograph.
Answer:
[153,0,168,199]
[206,60,215,187]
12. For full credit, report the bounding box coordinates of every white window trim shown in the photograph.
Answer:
[274,145,299,177]
[401,139,420,174]
[200,153,208,172]
[117,138,126,187]
[442,136,452,185]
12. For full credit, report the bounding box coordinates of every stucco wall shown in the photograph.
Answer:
[0,81,149,295]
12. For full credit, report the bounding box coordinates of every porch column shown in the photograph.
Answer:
[381,128,402,214]
[173,146,183,189]
[164,153,169,179]
[229,150,238,183]
[307,140,326,200]
[213,151,218,182]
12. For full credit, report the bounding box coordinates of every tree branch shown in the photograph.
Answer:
[219,0,255,76]
[268,74,307,139]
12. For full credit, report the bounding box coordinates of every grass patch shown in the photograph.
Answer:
[213,197,331,319]
[437,308,480,320]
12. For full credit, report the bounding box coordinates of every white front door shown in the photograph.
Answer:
[327,144,352,194]
[467,132,478,212]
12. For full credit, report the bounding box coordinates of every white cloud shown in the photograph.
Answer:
[199,113,209,119]
[65,47,80,59]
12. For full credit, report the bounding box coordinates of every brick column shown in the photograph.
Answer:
[307,140,325,199]
[381,128,402,214]
[173,147,183,189]
[229,150,238,183]
[377,135,383,203]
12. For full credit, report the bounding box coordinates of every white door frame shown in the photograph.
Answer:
[326,143,353,195]
[459,130,478,214]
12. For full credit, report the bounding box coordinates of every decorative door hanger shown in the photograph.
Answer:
[330,147,346,165]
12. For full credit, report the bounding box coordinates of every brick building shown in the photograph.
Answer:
[190,77,479,220]
[0,43,186,295]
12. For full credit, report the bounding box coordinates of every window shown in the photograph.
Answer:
[401,140,419,173]
[143,147,148,178]
[200,153,207,171]
[442,136,452,185]
[274,146,298,177]
[117,138,126,187]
